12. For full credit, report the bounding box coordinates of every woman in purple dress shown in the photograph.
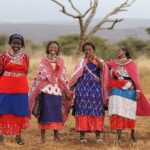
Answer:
[70,42,108,142]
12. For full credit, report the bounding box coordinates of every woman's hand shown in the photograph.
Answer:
[65,91,73,100]
[95,57,104,69]
[86,54,94,62]
[135,91,140,100]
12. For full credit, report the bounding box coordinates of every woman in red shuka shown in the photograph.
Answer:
[0,34,29,145]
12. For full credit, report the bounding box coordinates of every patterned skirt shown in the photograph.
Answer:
[74,63,104,131]
[109,88,136,129]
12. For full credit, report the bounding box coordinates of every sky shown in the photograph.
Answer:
[0,0,149,23]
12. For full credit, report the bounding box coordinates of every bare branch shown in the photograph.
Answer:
[51,0,136,53]
[84,0,98,31]
[101,19,123,30]
[109,0,135,16]
[108,19,123,30]
[51,0,80,18]
[90,0,93,7]
[82,6,95,18]
[86,0,135,39]
[68,0,82,15]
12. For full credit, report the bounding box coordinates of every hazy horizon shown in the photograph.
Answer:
[0,18,150,24]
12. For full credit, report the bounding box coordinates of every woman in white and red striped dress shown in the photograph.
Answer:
[107,46,150,142]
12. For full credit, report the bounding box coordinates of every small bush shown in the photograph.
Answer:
[146,27,150,35]
[117,37,147,58]
[0,35,8,46]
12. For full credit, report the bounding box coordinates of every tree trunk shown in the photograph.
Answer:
[75,34,86,55]
[51,0,135,55]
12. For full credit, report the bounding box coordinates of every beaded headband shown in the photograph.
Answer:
[11,34,23,41]
[120,46,126,51]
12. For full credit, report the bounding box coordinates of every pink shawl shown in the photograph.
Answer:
[29,56,71,122]
[107,59,150,116]
[69,58,109,104]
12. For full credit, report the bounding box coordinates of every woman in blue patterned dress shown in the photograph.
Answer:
[70,42,108,143]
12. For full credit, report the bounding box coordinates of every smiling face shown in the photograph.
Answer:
[47,43,59,56]
[116,47,126,59]
[83,45,95,58]
[10,38,22,53]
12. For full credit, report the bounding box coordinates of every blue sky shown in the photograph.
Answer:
[0,0,149,22]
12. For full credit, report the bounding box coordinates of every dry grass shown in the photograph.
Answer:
[0,53,150,150]
[136,56,150,98]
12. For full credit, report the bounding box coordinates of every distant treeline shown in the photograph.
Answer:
[0,34,150,60]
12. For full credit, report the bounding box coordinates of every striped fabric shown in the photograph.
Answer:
[109,88,136,120]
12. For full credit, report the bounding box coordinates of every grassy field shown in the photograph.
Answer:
[0,52,150,150]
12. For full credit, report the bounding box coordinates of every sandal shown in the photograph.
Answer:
[80,138,87,143]
[96,138,103,143]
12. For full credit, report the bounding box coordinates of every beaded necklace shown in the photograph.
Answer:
[116,58,131,66]
[47,55,57,63]
[116,58,131,76]
[6,49,24,65]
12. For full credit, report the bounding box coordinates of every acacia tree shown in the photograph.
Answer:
[51,0,135,54]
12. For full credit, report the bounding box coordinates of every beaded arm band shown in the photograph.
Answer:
[136,90,141,93]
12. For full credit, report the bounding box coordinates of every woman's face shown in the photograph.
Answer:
[116,48,125,59]
[10,38,22,52]
[48,43,59,56]
[84,45,94,58]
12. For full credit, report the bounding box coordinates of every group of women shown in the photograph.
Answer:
[0,34,150,145]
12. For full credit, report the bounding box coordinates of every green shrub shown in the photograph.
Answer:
[57,34,113,59]
[146,27,150,35]
[117,37,147,58]
[0,35,8,46]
